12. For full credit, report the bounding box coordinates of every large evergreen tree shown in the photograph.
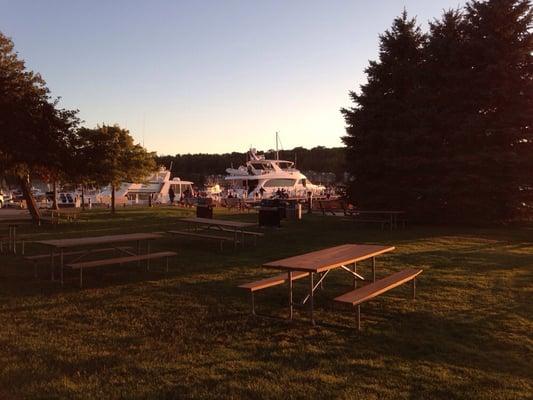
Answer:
[341,11,427,214]
[422,10,471,221]
[458,0,532,221]
[342,1,532,223]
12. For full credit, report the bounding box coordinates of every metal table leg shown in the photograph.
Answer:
[50,248,55,281]
[60,249,64,287]
[353,262,357,289]
[309,272,315,325]
[146,241,151,270]
[288,271,293,320]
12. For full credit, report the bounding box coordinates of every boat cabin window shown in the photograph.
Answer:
[263,179,296,187]
[299,179,307,187]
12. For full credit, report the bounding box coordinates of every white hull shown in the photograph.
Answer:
[225,149,326,199]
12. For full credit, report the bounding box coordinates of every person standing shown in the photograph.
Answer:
[168,187,175,205]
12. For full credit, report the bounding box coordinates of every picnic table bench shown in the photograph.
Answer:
[65,251,176,287]
[24,246,132,278]
[168,230,237,251]
[34,233,164,287]
[40,208,84,225]
[239,244,422,329]
[178,217,260,248]
[0,222,33,255]
[317,198,352,216]
[239,244,395,324]
[350,210,406,231]
[334,268,422,330]
[239,271,309,315]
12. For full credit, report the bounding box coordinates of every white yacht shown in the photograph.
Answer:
[98,168,194,205]
[225,149,325,199]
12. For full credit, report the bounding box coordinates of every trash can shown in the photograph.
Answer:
[196,197,214,218]
[261,199,286,220]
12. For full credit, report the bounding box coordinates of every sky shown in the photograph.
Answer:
[1,0,465,155]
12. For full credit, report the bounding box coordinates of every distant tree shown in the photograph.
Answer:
[156,147,345,185]
[76,125,156,214]
[341,11,427,213]
[0,32,79,223]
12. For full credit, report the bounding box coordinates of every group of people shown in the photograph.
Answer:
[168,187,197,206]
[274,188,290,199]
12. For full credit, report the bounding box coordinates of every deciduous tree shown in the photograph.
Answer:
[76,125,156,213]
[0,32,79,223]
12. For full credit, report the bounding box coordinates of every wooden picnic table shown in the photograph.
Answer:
[179,217,258,248]
[34,232,163,286]
[262,244,395,324]
[351,210,405,230]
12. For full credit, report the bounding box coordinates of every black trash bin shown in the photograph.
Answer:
[196,198,214,218]
[261,199,286,219]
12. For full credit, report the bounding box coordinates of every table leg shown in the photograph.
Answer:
[390,214,393,231]
[50,248,55,281]
[60,249,64,287]
[146,241,151,270]
[12,226,17,255]
[353,262,357,289]
[288,271,293,320]
[137,240,141,267]
[234,230,237,249]
[309,272,315,325]
[372,257,376,282]
[8,226,13,254]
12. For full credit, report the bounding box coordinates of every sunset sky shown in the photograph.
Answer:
[2,0,464,155]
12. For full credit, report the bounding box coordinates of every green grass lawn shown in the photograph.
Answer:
[1,207,532,399]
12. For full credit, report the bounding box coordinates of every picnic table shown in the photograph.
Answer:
[351,210,405,230]
[34,232,163,286]
[178,217,259,248]
[261,244,395,324]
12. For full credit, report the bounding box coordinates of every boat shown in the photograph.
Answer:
[224,148,326,199]
[98,168,194,205]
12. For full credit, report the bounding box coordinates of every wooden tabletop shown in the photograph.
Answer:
[263,244,395,273]
[181,217,257,228]
[34,232,163,249]
[353,210,404,214]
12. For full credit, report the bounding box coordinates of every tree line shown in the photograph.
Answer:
[0,32,156,223]
[156,146,345,185]
[342,0,532,223]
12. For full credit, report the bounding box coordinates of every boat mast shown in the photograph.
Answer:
[276,131,279,160]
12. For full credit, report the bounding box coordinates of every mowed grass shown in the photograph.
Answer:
[0,207,532,399]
